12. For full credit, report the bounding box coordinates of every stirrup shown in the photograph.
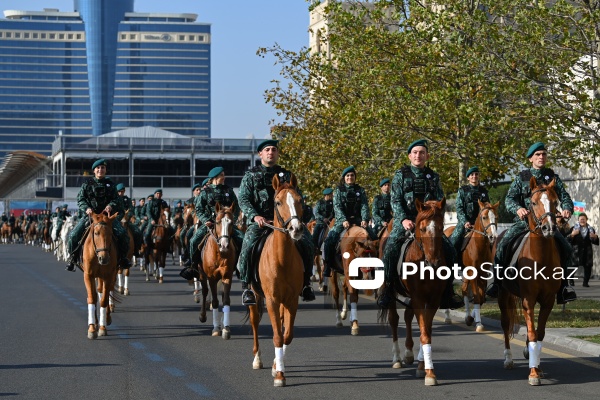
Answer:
[557,287,577,305]
[302,285,315,302]
[242,289,257,306]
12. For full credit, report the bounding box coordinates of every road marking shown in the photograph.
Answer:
[164,367,185,377]
[186,383,214,397]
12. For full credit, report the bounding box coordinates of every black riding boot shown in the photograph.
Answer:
[302,270,316,302]
[241,282,256,306]
[557,279,577,304]
[440,277,464,309]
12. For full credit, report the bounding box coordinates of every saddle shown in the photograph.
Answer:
[250,228,274,298]
[460,231,473,252]
[393,235,414,297]
[329,228,349,275]
[498,230,530,296]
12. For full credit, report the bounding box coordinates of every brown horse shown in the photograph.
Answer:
[82,212,119,339]
[42,217,52,251]
[443,200,499,330]
[198,203,237,339]
[328,226,378,335]
[115,218,135,298]
[146,208,170,283]
[248,173,304,387]
[25,221,37,246]
[173,211,184,260]
[379,198,448,386]
[1,222,12,244]
[498,177,562,386]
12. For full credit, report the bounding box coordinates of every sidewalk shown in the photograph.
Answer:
[441,279,600,357]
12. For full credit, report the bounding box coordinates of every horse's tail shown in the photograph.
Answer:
[377,305,390,325]
[505,292,521,339]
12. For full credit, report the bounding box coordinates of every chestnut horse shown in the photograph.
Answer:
[146,208,170,283]
[379,198,448,386]
[248,173,304,387]
[116,218,135,298]
[82,212,118,339]
[198,203,237,339]
[307,218,334,292]
[41,217,52,251]
[182,203,203,300]
[443,200,499,330]
[498,177,562,386]
[328,226,378,335]
[1,222,12,244]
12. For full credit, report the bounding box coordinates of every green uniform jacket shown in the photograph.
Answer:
[314,199,334,224]
[333,184,370,224]
[455,184,490,227]
[77,177,119,214]
[195,184,240,224]
[390,165,444,223]
[372,193,392,226]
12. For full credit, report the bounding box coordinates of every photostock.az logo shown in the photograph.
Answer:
[346,253,384,290]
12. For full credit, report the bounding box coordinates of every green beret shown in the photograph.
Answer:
[116,183,125,191]
[202,178,210,186]
[465,166,479,177]
[192,183,201,191]
[147,194,154,199]
[176,200,182,204]
[91,159,107,169]
[407,139,428,154]
[257,139,279,152]
[379,178,390,187]
[131,198,136,202]
[322,188,333,195]
[208,166,224,179]
[154,189,162,194]
[341,165,356,178]
[63,204,68,208]
[526,142,546,158]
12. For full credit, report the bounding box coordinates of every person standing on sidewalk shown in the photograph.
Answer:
[568,213,599,287]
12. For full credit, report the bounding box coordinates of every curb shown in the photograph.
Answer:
[439,308,600,357]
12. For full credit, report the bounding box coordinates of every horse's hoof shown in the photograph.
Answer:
[424,377,438,386]
[158,277,163,284]
[523,347,529,359]
[199,315,207,323]
[253,361,263,370]
[416,369,425,378]
[98,327,107,337]
[212,328,221,337]
[392,361,402,369]
[124,288,129,296]
[341,311,347,320]
[528,377,541,386]
[504,361,514,369]
[87,330,97,340]
[273,377,286,387]
[404,354,414,365]
[336,322,343,328]
[145,277,149,282]
[465,316,474,326]
[475,324,484,333]
[351,326,359,336]
[222,327,231,340]
[117,286,124,294]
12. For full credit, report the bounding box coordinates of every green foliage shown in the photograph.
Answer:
[259,0,597,202]
[486,182,512,223]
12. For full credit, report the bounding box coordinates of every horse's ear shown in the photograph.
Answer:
[230,201,236,212]
[290,173,298,188]
[415,198,423,213]
[529,176,537,191]
[272,173,281,191]
[548,177,556,189]
[440,197,446,210]
[492,201,500,209]
[478,199,485,209]
[215,202,221,213]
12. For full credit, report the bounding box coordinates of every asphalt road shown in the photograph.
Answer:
[1,244,600,400]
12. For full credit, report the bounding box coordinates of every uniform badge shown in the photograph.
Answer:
[426,174,431,179]
[225,193,229,197]
[356,192,360,197]
[544,175,549,181]
[279,172,284,177]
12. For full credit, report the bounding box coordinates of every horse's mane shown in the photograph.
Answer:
[275,182,296,194]
[415,201,443,226]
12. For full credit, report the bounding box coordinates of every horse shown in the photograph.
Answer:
[197,203,237,339]
[81,212,119,339]
[25,221,37,246]
[1,222,12,244]
[498,177,562,386]
[379,198,448,386]
[146,208,170,283]
[307,218,335,292]
[443,200,499,331]
[327,226,378,335]
[173,211,184,261]
[116,217,136,297]
[41,217,52,251]
[248,173,305,387]
[58,215,76,262]
[182,203,203,300]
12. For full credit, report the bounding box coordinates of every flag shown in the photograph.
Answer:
[573,201,586,216]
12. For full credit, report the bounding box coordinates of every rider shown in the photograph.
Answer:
[65,159,131,271]
[180,182,204,265]
[55,204,71,238]
[302,195,315,224]
[8,212,16,228]
[186,166,244,268]
[377,139,465,310]
[322,166,371,279]
[116,183,142,256]
[312,188,334,249]
[144,188,170,247]
[449,166,491,259]
[237,139,316,306]
[371,178,393,239]
[486,142,577,304]
[135,198,146,223]
[1,211,8,227]
[174,200,184,216]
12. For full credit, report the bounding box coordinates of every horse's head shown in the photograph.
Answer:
[476,200,500,244]
[528,177,558,238]
[183,204,195,226]
[272,173,303,240]
[215,202,235,253]
[90,212,118,266]
[414,198,446,267]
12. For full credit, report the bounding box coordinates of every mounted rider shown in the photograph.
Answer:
[486,142,576,304]
[180,182,204,265]
[65,159,131,271]
[143,188,171,247]
[116,183,142,256]
[186,166,244,269]
[312,188,334,249]
[449,166,491,258]
[237,139,316,306]
[377,139,465,310]
[370,178,393,239]
[322,166,371,279]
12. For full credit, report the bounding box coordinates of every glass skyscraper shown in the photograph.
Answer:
[0,0,211,162]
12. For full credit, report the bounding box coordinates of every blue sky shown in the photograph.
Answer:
[3,0,311,139]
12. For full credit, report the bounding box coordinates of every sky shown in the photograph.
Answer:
[2,0,312,139]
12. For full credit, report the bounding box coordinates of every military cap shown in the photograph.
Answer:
[526,142,546,158]
[202,178,210,186]
[176,200,182,204]
[63,204,68,208]
[116,183,125,191]
[379,178,390,187]
[465,166,479,177]
[154,188,163,194]
[192,183,201,191]
[91,159,107,169]
[257,139,279,152]
[131,198,136,202]
[407,139,428,154]
[322,188,333,195]
[341,166,356,178]
[147,194,154,199]
[208,166,224,179]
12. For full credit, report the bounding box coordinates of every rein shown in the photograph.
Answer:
[466,206,497,237]
[408,230,439,268]
[91,221,113,258]
[527,188,556,235]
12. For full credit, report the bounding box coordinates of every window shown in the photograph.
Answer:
[76,34,82,40]
[121,34,127,40]
[49,33,56,39]
[130,34,136,40]
[179,35,185,41]
[24,33,30,38]
[14,32,21,38]
[33,33,38,38]
[189,35,195,41]
[41,33,46,39]
[0,32,3,38]
[68,34,73,39]
[59,34,65,39]
[5,32,11,38]
[198,35,204,42]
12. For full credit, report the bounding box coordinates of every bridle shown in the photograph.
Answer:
[466,206,497,239]
[527,187,556,235]
[91,220,113,259]
[262,189,302,235]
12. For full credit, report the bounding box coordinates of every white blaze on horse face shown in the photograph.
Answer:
[163,210,169,221]
[540,193,551,224]
[426,220,436,235]
[488,210,497,238]
[286,192,301,231]
[219,216,231,249]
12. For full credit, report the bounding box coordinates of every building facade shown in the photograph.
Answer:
[0,1,210,162]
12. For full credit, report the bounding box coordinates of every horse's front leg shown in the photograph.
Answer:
[498,289,514,369]
[523,297,542,386]
[330,273,343,328]
[403,305,415,365]
[199,277,208,323]
[266,301,286,387]
[248,302,262,370]
[415,307,438,386]
[388,307,402,368]
[347,280,359,336]
[209,279,221,336]
[84,272,98,339]
[221,276,232,340]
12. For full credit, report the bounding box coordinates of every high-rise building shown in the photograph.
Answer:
[0,0,211,162]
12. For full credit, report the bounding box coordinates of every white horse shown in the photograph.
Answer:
[58,216,76,262]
